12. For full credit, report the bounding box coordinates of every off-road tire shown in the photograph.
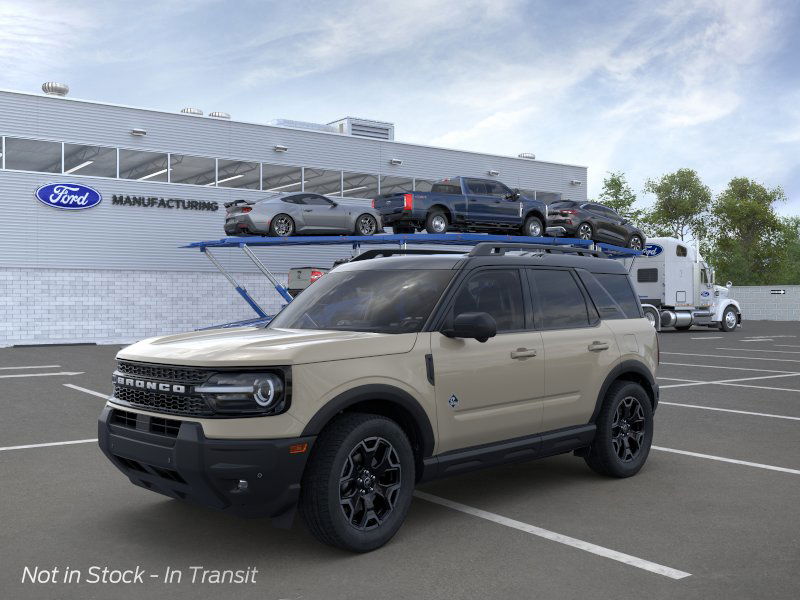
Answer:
[269,214,295,237]
[300,413,415,553]
[719,306,738,332]
[584,381,653,478]
[425,210,449,234]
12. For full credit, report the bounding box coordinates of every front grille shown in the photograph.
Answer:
[116,360,210,385]
[113,384,213,416]
[150,416,181,437]
[112,408,138,429]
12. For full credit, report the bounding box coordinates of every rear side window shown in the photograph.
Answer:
[450,269,525,332]
[594,273,642,318]
[577,271,626,320]
[528,269,591,329]
[637,268,658,283]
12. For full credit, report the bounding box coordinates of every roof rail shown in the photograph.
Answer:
[468,242,606,258]
[350,248,465,262]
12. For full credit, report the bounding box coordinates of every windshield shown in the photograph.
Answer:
[268,269,455,333]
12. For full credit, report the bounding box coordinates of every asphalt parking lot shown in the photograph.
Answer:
[2,321,799,600]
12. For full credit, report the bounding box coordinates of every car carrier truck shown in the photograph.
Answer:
[626,237,741,332]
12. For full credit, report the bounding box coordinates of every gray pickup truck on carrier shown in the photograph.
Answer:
[373,177,549,236]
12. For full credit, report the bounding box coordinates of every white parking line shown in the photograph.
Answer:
[0,365,61,370]
[661,352,800,364]
[776,345,800,348]
[414,491,691,579]
[63,383,109,399]
[653,446,800,476]
[660,362,797,374]
[660,372,800,389]
[717,347,800,354]
[0,439,97,453]
[690,336,723,340]
[0,371,84,379]
[740,339,773,342]
[659,402,800,421]
[717,382,800,394]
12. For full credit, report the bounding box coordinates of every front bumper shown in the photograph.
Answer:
[98,405,315,523]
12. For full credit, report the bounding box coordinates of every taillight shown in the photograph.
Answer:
[371,198,376,208]
[310,270,324,283]
[561,209,577,215]
[403,193,413,211]
[241,207,252,213]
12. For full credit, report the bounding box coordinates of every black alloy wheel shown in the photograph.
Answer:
[577,222,593,240]
[339,437,402,531]
[611,396,646,462]
[355,214,378,236]
[270,214,295,237]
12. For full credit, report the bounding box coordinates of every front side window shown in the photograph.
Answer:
[485,181,513,198]
[5,138,61,173]
[677,245,688,257]
[449,269,525,332]
[465,179,489,195]
[269,269,454,333]
[304,195,335,206]
[529,269,590,329]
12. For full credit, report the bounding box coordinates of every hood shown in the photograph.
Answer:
[117,327,418,367]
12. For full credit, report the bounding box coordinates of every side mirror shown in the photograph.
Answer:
[442,312,497,343]
[329,201,338,208]
[504,188,521,201]
[726,281,732,289]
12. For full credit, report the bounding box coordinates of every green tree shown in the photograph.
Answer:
[597,171,643,223]
[642,168,711,241]
[705,177,787,285]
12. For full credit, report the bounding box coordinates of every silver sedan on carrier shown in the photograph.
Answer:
[224,192,383,237]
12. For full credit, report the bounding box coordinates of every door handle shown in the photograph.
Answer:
[303,209,313,212]
[511,348,538,359]
[588,341,610,352]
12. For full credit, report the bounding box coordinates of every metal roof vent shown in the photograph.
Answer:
[209,111,230,119]
[518,152,536,160]
[180,107,203,116]
[42,82,69,96]
[328,117,395,141]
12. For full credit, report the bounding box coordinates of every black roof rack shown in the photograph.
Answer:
[468,242,606,258]
[350,248,465,262]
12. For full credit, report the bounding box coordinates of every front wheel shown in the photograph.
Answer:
[521,215,544,237]
[628,235,644,250]
[354,214,379,236]
[719,306,738,332]
[300,413,415,552]
[584,381,653,478]
[269,214,295,237]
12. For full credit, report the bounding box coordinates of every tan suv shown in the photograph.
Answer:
[98,242,659,552]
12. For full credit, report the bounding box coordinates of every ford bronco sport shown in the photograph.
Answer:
[98,242,658,552]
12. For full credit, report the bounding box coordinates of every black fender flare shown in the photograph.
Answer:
[590,360,658,422]
[300,384,435,458]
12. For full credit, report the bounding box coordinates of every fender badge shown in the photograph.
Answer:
[448,394,459,408]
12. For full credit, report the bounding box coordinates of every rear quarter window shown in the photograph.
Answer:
[592,273,643,319]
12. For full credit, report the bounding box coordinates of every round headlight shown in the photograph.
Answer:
[254,374,283,407]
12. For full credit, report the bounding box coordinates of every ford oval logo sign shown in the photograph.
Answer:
[641,244,663,257]
[35,183,102,210]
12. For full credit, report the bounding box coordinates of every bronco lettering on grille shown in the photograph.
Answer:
[115,376,186,394]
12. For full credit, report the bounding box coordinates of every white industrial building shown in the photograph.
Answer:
[0,84,588,346]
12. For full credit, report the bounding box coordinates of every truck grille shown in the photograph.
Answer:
[116,360,210,385]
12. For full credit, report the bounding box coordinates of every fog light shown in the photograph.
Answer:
[237,479,248,491]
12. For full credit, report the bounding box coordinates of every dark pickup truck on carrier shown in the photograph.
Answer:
[372,177,549,236]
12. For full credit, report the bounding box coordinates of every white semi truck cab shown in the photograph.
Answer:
[626,237,742,332]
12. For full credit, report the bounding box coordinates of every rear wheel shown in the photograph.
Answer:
[300,413,415,553]
[425,210,448,234]
[354,214,378,236]
[577,222,593,240]
[269,214,295,237]
[584,381,653,478]
[719,306,738,332]
[521,215,544,237]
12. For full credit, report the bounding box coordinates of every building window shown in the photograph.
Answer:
[304,168,342,196]
[342,172,379,199]
[170,154,216,186]
[119,149,169,182]
[63,144,117,178]
[379,175,413,195]
[217,159,260,189]
[262,164,302,193]
[4,137,61,173]
[414,178,436,192]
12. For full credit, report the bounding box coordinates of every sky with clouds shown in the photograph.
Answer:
[1,0,799,213]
